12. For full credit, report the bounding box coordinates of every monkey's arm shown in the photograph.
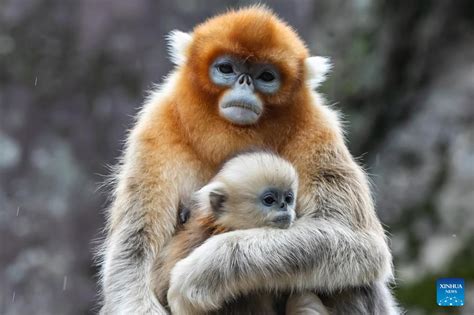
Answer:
[167,155,392,314]
[167,219,391,314]
[100,134,205,314]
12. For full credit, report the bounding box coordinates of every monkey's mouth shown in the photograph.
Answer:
[222,102,262,115]
[272,214,293,229]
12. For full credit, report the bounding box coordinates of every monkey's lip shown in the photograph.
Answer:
[272,214,293,228]
[222,102,262,115]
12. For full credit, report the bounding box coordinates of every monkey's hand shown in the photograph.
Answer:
[167,232,238,315]
[168,219,392,314]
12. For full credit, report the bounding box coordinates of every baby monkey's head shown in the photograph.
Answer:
[195,151,298,229]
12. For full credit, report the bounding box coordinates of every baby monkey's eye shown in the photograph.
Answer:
[258,71,275,82]
[217,63,234,74]
[263,194,276,206]
[285,192,294,204]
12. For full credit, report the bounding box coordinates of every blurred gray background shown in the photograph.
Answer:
[1,0,473,314]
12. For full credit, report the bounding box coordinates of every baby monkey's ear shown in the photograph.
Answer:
[194,181,227,214]
[305,56,332,89]
[209,188,228,214]
[166,30,193,66]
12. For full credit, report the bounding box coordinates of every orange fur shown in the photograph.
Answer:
[140,6,336,168]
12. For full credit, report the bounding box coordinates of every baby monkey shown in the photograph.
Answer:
[154,151,328,314]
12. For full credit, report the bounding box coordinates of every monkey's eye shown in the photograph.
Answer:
[217,63,234,74]
[258,71,275,82]
[262,194,276,206]
[285,195,294,204]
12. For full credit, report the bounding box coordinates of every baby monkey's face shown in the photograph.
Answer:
[256,187,296,229]
[201,152,299,230]
[213,184,297,230]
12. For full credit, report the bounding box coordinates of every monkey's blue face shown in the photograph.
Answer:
[259,188,295,229]
[209,55,281,126]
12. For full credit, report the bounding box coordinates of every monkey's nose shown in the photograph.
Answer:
[278,202,287,211]
[238,74,253,87]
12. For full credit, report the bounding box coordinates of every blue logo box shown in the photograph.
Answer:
[437,278,464,307]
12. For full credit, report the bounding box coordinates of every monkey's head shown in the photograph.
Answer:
[167,6,331,127]
[195,152,298,229]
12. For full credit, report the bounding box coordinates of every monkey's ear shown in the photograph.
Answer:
[209,189,227,215]
[166,30,193,66]
[305,56,332,89]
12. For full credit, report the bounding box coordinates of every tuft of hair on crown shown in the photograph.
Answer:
[216,151,299,197]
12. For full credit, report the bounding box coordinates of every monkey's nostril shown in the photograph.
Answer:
[246,75,251,85]
[280,202,285,208]
[239,76,245,84]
